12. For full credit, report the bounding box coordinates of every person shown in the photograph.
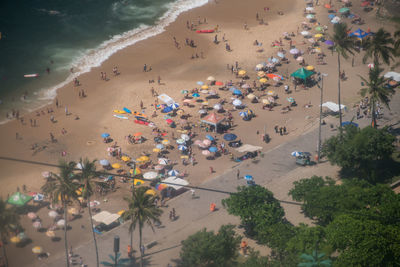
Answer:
[236,169,240,179]
[190,189,195,199]
[210,203,216,212]
[143,64,147,72]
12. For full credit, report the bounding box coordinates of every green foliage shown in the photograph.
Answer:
[362,28,395,65]
[286,224,329,256]
[298,250,332,267]
[100,252,130,267]
[179,224,241,267]
[289,176,334,202]
[326,214,400,267]
[331,23,356,60]
[323,126,395,183]
[241,250,271,267]
[222,186,288,246]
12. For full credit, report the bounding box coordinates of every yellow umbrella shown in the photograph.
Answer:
[10,236,20,243]
[111,163,121,169]
[180,155,189,159]
[202,101,209,106]
[136,156,149,162]
[161,139,170,145]
[133,179,144,185]
[121,156,131,162]
[262,99,270,105]
[145,189,157,196]
[259,78,268,83]
[314,33,323,38]
[46,231,55,238]
[32,246,43,254]
[75,187,83,196]
[201,85,209,90]
[153,148,161,153]
[315,47,322,52]
[117,210,125,216]
[68,207,78,215]
[306,65,315,71]
[267,90,275,96]
[238,70,247,76]
[130,167,142,175]
[257,71,266,77]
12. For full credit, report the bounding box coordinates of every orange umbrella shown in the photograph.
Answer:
[324,3,332,8]
[133,132,142,137]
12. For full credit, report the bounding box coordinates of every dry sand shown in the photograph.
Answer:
[0,0,398,266]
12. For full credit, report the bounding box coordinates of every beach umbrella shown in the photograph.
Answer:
[244,175,253,181]
[178,145,187,151]
[361,1,370,7]
[277,51,285,58]
[48,211,58,218]
[215,81,224,86]
[202,150,211,156]
[331,17,341,24]
[290,68,314,80]
[121,156,131,162]
[339,7,350,13]
[239,111,248,117]
[241,84,251,89]
[136,156,149,162]
[101,133,110,138]
[155,183,168,191]
[42,171,51,178]
[168,170,180,176]
[341,121,359,127]
[46,230,55,238]
[7,192,32,206]
[306,7,314,11]
[130,167,141,175]
[145,189,157,196]
[209,146,218,153]
[367,63,375,69]
[197,81,204,85]
[194,140,203,145]
[384,71,400,82]
[238,70,247,76]
[133,179,144,186]
[328,14,335,19]
[262,99,270,105]
[98,159,110,167]
[33,193,44,202]
[324,40,334,46]
[259,78,268,83]
[181,90,189,94]
[223,133,237,141]
[266,62,275,68]
[315,26,323,31]
[181,134,190,141]
[324,3,332,8]
[111,163,121,169]
[10,236,21,243]
[301,31,310,36]
[143,171,158,179]
[314,33,323,39]
[201,85,209,90]
[255,64,264,70]
[32,246,43,254]
[232,99,242,106]
[158,158,169,165]
[198,109,207,114]
[33,221,42,229]
[192,93,200,98]
[257,71,266,77]
[291,151,301,157]
[203,139,212,146]
[247,93,256,100]
[154,164,164,171]
[306,14,315,19]
[207,76,216,81]
[287,97,295,103]
[27,212,37,219]
[155,144,165,150]
[306,65,315,71]
[89,200,100,207]
[205,135,214,141]
[68,207,78,215]
[266,73,283,80]
[267,90,276,96]
[233,89,242,95]
[213,103,222,110]
[201,101,209,106]
[289,48,299,54]
[176,138,186,144]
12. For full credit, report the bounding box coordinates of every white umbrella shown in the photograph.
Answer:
[57,219,65,226]
[198,109,207,114]
[306,7,314,11]
[154,165,165,170]
[301,31,310,36]
[331,17,341,24]
[306,14,315,19]
[89,200,100,207]
[232,99,242,106]
[202,150,211,156]
[178,145,187,151]
[255,64,264,70]
[143,171,158,179]
[213,103,222,110]
[384,71,400,82]
[241,84,251,89]
[176,138,186,144]
[296,56,304,62]
[203,139,212,146]
[48,211,58,218]
[181,134,190,141]
[158,158,169,165]
[290,48,299,54]
[207,76,216,81]
[42,171,51,178]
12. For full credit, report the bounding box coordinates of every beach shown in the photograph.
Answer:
[0,0,398,266]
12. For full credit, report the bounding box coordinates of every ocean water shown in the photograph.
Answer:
[0,0,208,124]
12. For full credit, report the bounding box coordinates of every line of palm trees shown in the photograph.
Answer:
[330,23,399,130]
[1,158,162,267]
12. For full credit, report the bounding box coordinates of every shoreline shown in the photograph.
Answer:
[1,0,398,266]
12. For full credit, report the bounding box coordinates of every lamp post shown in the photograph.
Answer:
[114,235,120,267]
[317,72,328,163]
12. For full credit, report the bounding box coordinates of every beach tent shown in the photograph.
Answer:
[158,93,175,106]
[322,101,347,112]
[201,112,225,131]
[349,28,370,39]
[8,192,32,206]
[161,177,189,190]
[384,71,400,82]
[290,68,314,80]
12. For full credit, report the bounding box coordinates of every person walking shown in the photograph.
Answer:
[236,169,240,179]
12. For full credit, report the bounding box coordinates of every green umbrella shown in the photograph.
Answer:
[7,192,32,206]
[290,68,315,80]
[315,26,323,31]
[339,7,350,13]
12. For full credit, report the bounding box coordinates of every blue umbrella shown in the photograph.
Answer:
[168,170,179,176]
[205,135,214,141]
[162,106,173,113]
[101,133,110,138]
[341,121,359,127]
[328,14,335,19]
[99,159,110,166]
[229,86,237,92]
[277,52,285,58]
[324,40,334,46]
[192,93,200,97]
[197,81,204,85]
[268,57,279,63]
[233,89,242,95]
[244,175,253,181]
[239,111,248,117]
[178,145,187,151]
[223,133,237,141]
[209,146,218,152]
[156,144,165,150]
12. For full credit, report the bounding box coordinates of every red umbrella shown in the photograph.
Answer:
[166,119,173,124]
[361,1,370,7]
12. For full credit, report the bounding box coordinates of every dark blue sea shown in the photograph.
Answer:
[0,0,207,123]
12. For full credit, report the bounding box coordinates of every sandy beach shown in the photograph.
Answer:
[0,0,398,266]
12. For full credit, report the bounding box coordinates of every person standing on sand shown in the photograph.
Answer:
[237,169,240,179]
[158,76,161,84]
[143,64,147,72]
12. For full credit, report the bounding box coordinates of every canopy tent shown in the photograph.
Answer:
[92,211,121,225]
[8,192,32,206]
[321,101,347,112]
[201,112,226,131]
[161,177,189,191]
[235,144,263,153]
[290,68,314,80]
[384,71,400,82]
[349,28,370,39]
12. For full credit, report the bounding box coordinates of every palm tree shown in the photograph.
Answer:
[362,28,395,65]
[359,62,395,128]
[122,186,163,267]
[0,198,19,267]
[41,160,79,267]
[76,158,99,267]
[298,250,332,267]
[330,23,356,129]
